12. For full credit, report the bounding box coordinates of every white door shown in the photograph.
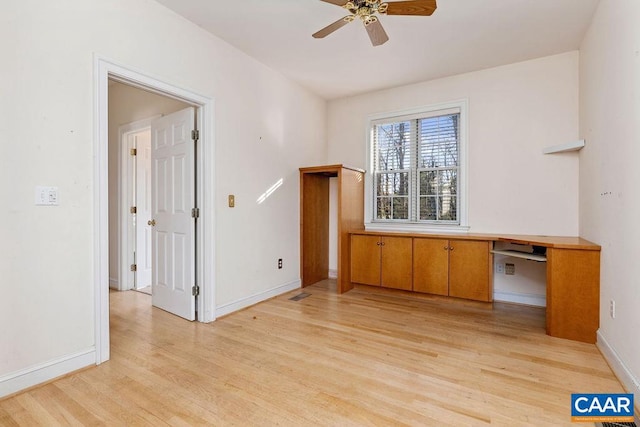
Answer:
[135,130,153,289]
[150,107,196,320]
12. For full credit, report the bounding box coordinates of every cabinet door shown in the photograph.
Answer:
[413,238,449,296]
[381,237,413,290]
[449,240,492,302]
[350,235,381,286]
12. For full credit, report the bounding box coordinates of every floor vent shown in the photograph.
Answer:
[597,421,637,427]
[289,293,311,301]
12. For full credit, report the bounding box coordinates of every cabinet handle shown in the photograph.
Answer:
[449,246,454,251]
[444,246,449,250]
[381,242,385,246]
[377,242,381,246]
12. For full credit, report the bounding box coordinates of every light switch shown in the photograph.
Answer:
[35,186,59,206]
[228,195,235,208]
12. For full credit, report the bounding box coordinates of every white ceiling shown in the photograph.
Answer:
[154,0,599,100]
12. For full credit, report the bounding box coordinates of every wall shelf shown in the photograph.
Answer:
[543,139,585,154]
[491,249,547,262]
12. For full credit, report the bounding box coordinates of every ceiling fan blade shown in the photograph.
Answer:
[385,0,437,16]
[312,17,352,39]
[365,19,389,46]
[320,0,349,6]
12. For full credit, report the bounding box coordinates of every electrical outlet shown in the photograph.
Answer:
[495,263,505,274]
[505,263,515,275]
[610,300,615,319]
[278,258,283,269]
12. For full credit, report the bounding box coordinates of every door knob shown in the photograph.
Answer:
[148,219,156,226]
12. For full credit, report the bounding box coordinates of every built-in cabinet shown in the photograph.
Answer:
[349,231,602,343]
[299,165,365,294]
[351,235,412,290]
[412,238,449,296]
[351,233,492,302]
[413,238,492,301]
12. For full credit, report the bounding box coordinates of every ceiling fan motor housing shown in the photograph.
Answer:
[345,0,389,24]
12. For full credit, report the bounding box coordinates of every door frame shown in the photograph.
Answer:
[118,117,158,291]
[94,56,216,364]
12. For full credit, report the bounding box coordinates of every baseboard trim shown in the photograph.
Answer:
[493,291,546,307]
[597,331,640,414]
[215,279,301,318]
[0,348,95,398]
[109,277,119,290]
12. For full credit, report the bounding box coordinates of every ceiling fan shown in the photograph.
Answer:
[312,0,437,47]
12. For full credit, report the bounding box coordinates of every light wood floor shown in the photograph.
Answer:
[0,280,625,426]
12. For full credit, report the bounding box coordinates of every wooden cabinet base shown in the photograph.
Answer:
[546,248,600,343]
[350,231,601,344]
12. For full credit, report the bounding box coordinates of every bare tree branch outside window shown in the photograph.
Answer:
[374,112,460,223]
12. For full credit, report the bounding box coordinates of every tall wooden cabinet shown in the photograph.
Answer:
[300,165,364,294]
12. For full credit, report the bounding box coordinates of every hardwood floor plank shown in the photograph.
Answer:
[0,280,625,425]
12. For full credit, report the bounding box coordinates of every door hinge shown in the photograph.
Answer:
[130,206,137,214]
[130,264,137,272]
[192,285,200,296]
[130,148,137,156]
[191,208,200,218]
[191,129,199,141]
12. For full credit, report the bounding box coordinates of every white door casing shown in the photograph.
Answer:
[151,107,196,321]
[135,130,153,289]
[96,57,216,366]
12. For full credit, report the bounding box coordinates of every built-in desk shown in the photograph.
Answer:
[493,234,600,344]
[349,231,600,344]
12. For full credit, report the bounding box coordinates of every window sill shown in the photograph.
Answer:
[365,222,470,234]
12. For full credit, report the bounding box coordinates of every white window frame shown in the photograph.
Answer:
[364,99,469,233]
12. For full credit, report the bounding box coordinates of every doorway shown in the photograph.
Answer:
[95,57,216,364]
[122,125,153,294]
[110,86,200,317]
[125,127,153,293]
[111,82,191,297]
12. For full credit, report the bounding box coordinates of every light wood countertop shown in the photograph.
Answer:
[350,230,600,251]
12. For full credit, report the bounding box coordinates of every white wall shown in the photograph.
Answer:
[328,52,580,236]
[108,82,189,288]
[0,0,326,389]
[579,0,640,406]
[327,52,580,305]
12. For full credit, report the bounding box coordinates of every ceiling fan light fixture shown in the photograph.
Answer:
[362,15,378,26]
[314,0,437,46]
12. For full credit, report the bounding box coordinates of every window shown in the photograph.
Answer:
[368,101,467,229]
